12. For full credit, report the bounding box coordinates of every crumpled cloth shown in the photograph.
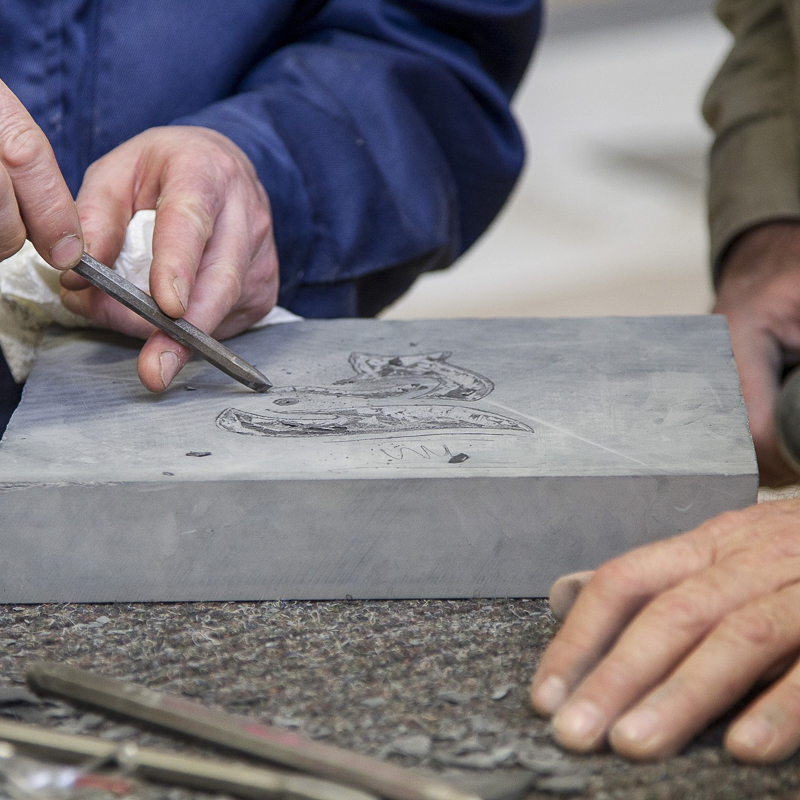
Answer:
[0,209,300,383]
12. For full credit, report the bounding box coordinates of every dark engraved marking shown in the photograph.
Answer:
[336,352,493,401]
[216,351,532,441]
[216,405,532,438]
[265,352,494,403]
[380,444,455,461]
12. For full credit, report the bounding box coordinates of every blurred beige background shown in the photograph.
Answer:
[382,0,731,320]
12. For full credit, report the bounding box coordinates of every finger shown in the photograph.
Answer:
[550,525,800,753]
[148,169,224,319]
[59,269,92,292]
[0,82,82,268]
[60,287,154,340]
[726,318,793,485]
[549,571,595,623]
[73,151,138,271]
[206,195,277,340]
[0,163,26,260]
[136,330,191,393]
[552,554,790,752]
[531,526,718,718]
[136,195,253,391]
[609,581,800,761]
[726,656,800,763]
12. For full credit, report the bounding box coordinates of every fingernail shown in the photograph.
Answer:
[159,351,180,389]
[728,717,775,754]
[173,277,189,314]
[532,675,568,715]
[50,235,83,269]
[613,707,661,746]
[554,700,604,746]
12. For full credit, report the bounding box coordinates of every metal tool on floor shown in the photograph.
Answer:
[74,253,271,392]
[0,719,374,800]
[27,661,480,800]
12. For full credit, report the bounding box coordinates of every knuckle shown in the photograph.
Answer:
[647,588,710,636]
[722,606,779,648]
[0,229,26,261]
[1,121,48,171]
[171,194,216,242]
[81,158,106,185]
[214,151,241,183]
[592,558,643,601]
[251,209,272,250]
[703,509,742,536]
[215,263,244,303]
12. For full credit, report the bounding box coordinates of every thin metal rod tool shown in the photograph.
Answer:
[74,253,271,392]
[0,719,376,800]
[27,662,479,800]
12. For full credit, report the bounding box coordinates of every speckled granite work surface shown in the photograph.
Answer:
[0,599,797,800]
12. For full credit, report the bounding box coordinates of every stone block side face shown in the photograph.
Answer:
[0,317,758,602]
[0,473,757,602]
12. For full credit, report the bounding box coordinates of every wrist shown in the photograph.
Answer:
[717,221,800,296]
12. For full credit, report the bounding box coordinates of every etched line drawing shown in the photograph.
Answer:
[380,444,456,461]
[217,404,532,438]
[335,352,494,401]
[216,351,533,439]
[265,351,494,402]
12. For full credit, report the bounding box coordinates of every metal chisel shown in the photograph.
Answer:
[27,662,480,800]
[0,719,376,800]
[74,253,271,392]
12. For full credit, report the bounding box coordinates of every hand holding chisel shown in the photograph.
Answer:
[74,253,271,392]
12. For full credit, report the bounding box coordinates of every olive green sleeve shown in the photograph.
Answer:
[703,0,800,281]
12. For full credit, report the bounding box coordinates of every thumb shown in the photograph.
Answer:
[729,322,793,485]
[776,367,800,477]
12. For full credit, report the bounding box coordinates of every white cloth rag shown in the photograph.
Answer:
[0,209,300,382]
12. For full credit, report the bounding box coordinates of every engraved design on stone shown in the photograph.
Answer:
[216,404,532,438]
[215,351,529,438]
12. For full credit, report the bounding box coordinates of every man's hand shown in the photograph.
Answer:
[530,499,800,763]
[60,126,278,391]
[0,80,83,269]
[713,223,800,485]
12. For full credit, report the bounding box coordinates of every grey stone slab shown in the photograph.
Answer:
[0,316,756,602]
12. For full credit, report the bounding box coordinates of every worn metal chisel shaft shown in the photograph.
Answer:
[74,253,271,392]
[28,662,479,800]
[0,719,375,800]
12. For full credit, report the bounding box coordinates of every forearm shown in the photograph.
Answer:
[704,0,800,278]
[173,0,541,316]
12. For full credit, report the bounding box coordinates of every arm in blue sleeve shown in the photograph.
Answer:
[175,0,542,317]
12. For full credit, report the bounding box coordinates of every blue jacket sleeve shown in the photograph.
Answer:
[174,0,542,317]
